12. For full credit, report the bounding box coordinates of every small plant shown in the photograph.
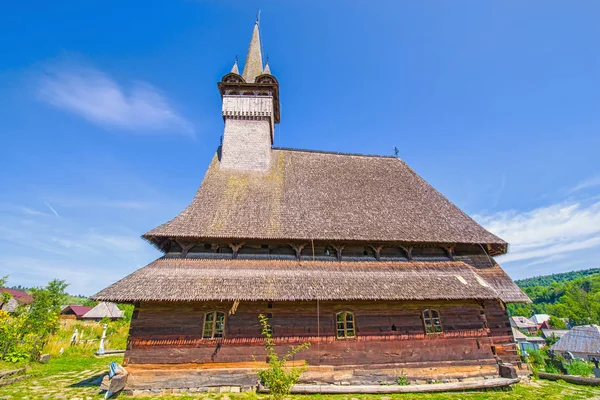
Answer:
[527,348,545,367]
[544,361,559,374]
[256,314,310,400]
[566,360,593,377]
[396,374,408,385]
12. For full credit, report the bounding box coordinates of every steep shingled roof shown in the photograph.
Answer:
[92,256,528,303]
[145,149,506,248]
[241,22,263,83]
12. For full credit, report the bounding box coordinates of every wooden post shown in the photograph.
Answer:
[331,244,345,261]
[289,243,307,260]
[228,242,245,259]
[400,246,413,260]
[369,245,383,261]
[176,241,196,257]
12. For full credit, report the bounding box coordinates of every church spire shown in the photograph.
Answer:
[263,56,271,75]
[230,55,239,75]
[241,21,263,83]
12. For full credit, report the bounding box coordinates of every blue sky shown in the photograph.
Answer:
[1,1,599,295]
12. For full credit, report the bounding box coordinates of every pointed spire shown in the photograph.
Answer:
[263,56,271,75]
[230,55,239,75]
[241,21,263,83]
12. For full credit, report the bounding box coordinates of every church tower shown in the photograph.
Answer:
[217,21,280,172]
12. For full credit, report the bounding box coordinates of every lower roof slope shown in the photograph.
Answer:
[144,149,506,249]
[92,256,529,303]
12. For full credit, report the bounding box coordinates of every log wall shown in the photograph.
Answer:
[125,299,516,368]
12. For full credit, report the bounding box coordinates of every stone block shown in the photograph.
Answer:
[39,354,51,364]
[498,364,517,379]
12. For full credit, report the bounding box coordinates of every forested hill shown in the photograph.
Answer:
[516,268,600,288]
[508,267,600,325]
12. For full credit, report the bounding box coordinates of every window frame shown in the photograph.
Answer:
[203,311,226,339]
[422,308,443,334]
[335,311,356,339]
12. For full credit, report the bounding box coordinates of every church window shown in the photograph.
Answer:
[203,311,225,339]
[336,311,355,338]
[422,309,443,333]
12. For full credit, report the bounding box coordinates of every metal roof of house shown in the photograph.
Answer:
[551,325,600,355]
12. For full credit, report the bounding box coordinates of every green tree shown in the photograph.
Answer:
[559,279,600,325]
[0,278,68,362]
[548,316,567,329]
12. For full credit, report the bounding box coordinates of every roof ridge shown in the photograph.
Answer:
[272,147,398,159]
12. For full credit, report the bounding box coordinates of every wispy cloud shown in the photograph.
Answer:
[44,201,60,217]
[568,176,600,193]
[475,200,600,265]
[37,62,194,137]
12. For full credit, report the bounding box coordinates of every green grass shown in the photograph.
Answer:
[1,352,600,400]
[121,380,600,400]
[1,322,599,399]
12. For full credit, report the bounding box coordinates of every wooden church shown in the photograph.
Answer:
[94,20,530,391]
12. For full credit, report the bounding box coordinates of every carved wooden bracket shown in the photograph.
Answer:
[228,300,240,316]
[331,244,345,261]
[228,242,245,259]
[289,243,307,260]
[369,245,383,261]
[443,246,455,260]
[399,246,413,260]
[156,237,171,252]
[176,240,196,257]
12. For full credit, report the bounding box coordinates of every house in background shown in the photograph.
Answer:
[512,328,546,353]
[61,305,93,320]
[531,314,551,327]
[551,325,600,360]
[510,316,538,333]
[81,302,124,321]
[541,329,569,341]
[0,288,34,312]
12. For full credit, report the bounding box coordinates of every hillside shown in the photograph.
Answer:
[515,268,600,288]
[508,268,600,325]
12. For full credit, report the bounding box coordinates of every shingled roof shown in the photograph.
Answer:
[145,149,506,250]
[92,256,528,303]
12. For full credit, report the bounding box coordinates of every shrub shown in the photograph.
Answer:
[396,374,408,385]
[256,314,310,400]
[544,361,558,374]
[566,360,593,377]
[527,348,545,367]
[0,278,67,363]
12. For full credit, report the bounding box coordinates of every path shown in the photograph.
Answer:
[0,368,106,399]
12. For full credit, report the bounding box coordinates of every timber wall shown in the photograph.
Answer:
[125,300,517,369]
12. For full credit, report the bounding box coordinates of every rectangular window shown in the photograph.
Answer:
[203,311,225,339]
[422,309,443,334]
[336,312,355,338]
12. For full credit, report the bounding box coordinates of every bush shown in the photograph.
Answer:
[545,333,560,347]
[527,348,545,367]
[396,374,408,385]
[566,360,593,377]
[0,278,67,363]
[256,314,310,400]
[544,361,559,374]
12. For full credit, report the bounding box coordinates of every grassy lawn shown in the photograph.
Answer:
[2,353,600,400]
[1,323,599,399]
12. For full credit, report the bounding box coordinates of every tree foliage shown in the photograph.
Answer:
[507,270,600,326]
[0,278,67,363]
